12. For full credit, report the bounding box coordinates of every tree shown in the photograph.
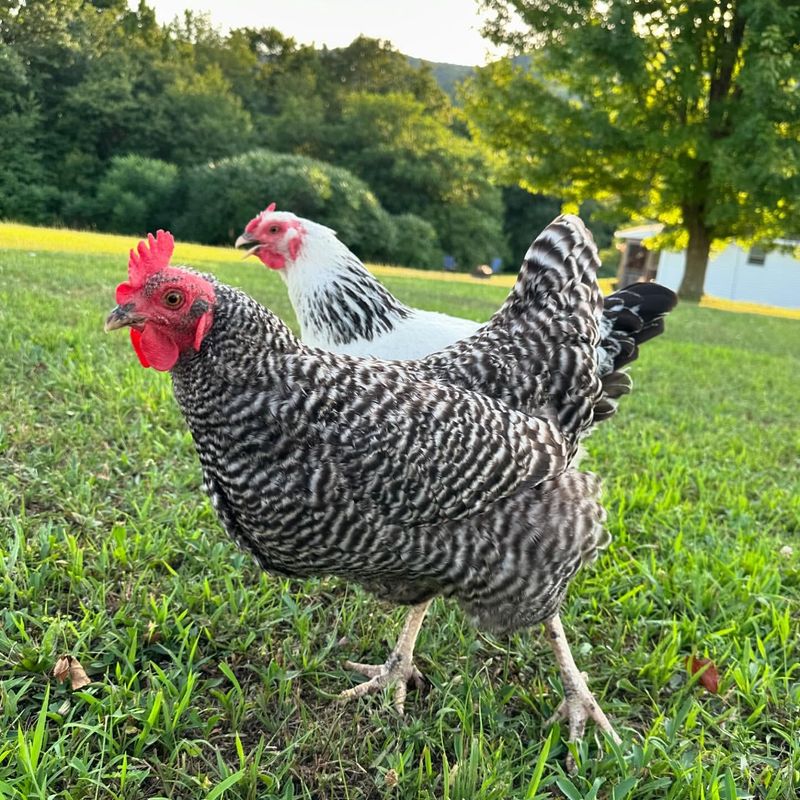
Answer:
[318,36,448,113]
[160,66,253,166]
[466,0,800,300]
[388,213,445,268]
[501,187,561,271]
[0,4,512,266]
[0,0,111,205]
[334,91,510,267]
[0,46,53,221]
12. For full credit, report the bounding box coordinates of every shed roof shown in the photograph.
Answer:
[614,223,664,241]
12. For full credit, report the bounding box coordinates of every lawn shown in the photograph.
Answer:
[0,229,798,800]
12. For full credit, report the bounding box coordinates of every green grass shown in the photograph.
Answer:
[1,241,799,800]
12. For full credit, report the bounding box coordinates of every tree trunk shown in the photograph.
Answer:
[679,214,712,302]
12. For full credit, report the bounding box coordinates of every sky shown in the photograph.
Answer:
[134,0,503,65]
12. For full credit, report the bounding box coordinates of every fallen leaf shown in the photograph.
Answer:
[687,656,719,694]
[52,654,92,690]
[53,656,71,683]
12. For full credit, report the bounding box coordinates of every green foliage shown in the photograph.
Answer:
[320,35,448,111]
[501,188,622,274]
[407,57,475,102]
[501,187,561,271]
[388,213,444,268]
[2,0,131,198]
[1,229,799,797]
[0,48,53,221]
[467,0,800,298]
[160,66,253,167]
[434,189,510,269]
[176,149,396,262]
[0,2,515,270]
[93,155,179,235]
[333,92,509,267]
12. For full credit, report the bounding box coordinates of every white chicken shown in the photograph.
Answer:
[235,205,673,373]
[235,204,480,358]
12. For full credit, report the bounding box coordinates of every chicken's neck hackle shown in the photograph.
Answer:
[282,221,410,348]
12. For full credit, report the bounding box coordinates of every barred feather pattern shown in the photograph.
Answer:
[168,269,607,632]
[419,215,605,455]
[292,216,613,446]
[285,216,673,431]
[593,282,678,421]
[296,252,411,347]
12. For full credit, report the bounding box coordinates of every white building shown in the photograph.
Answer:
[615,224,800,310]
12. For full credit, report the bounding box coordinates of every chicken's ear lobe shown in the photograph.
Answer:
[194,311,213,351]
[288,236,302,260]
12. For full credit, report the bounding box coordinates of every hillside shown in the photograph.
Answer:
[406,56,475,99]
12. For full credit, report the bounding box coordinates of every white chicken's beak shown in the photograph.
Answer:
[235,232,264,258]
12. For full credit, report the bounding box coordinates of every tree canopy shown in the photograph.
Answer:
[0,1,519,269]
[466,0,800,299]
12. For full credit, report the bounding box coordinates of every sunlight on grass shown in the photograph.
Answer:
[699,294,800,320]
[7,222,799,316]
[6,222,624,297]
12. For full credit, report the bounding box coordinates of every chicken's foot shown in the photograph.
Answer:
[544,613,621,772]
[338,600,431,715]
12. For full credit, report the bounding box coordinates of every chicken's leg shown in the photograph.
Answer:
[339,600,431,715]
[544,613,621,771]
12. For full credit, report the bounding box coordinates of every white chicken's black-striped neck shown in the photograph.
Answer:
[282,224,410,346]
[302,255,411,346]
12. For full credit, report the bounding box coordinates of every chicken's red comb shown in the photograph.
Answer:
[245,202,277,233]
[128,230,175,288]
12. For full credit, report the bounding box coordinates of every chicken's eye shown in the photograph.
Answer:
[163,290,184,309]
[268,225,281,235]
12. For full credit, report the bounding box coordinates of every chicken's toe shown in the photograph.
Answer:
[339,656,426,715]
[546,674,621,772]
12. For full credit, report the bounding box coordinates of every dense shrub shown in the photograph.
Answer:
[93,155,179,235]
[432,194,511,270]
[387,213,444,268]
[175,149,396,262]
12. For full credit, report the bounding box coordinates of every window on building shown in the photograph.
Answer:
[747,246,767,266]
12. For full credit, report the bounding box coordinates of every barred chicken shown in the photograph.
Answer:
[106,221,673,756]
[235,207,676,725]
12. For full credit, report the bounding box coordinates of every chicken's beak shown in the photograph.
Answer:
[235,232,263,258]
[104,303,145,332]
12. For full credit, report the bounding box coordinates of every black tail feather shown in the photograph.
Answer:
[590,281,677,426]
[599,282,677,373]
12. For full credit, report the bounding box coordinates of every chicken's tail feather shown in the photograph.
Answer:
[495,220,678,437]
[600,282,678,370]
[592,282,678,422]
[508,214,602,313]
[495,215,605,448]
